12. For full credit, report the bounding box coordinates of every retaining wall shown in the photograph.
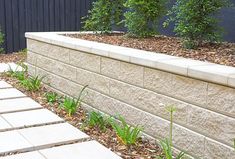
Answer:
[26,32,235,159]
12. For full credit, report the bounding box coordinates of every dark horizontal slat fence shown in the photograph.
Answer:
[0,0,235,53]
[0,0,93,53]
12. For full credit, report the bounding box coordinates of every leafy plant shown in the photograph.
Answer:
[83,0,124,33]
[157,106,185,159]
[20,75,45,91]
[6,63,27,81]
[60,85,88,116]
[45,92,59,104]
[124,0,168,37]
[109,115,142,146]
[86,111,109,131]
[164,0,232,49]
[0,27,4,53]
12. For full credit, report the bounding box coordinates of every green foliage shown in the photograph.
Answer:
[157,106,185,159]
[109,116,142,146]
[164,0,232,49]
[0,27,4,53]
[6,63,27,81]
[86,111,109,131]
[20,75,45,91]
[124,0,168,37]
[83,0,124,33]
[60,85,88,116]
[45,92,59,104]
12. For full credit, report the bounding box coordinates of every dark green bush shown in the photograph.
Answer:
[124,0,168,37]
[83,0,124,33]
[0,27,4,53]
[164,0,232,49]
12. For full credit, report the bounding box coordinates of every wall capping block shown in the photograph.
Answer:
[26,32,235,159]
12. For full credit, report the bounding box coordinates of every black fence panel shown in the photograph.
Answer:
[0,0,93,53]
[0,0,235,53]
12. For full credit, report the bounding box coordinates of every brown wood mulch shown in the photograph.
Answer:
[0,51,26,63]
[0,74,163,159]
[66,33,235,67]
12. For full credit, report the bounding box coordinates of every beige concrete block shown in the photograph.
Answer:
[36,55,76,81]
[76,68,109,94]
[187,106,235,147]
[172,125,205,158]
[171,75,208,106]
[109,80,189,125]
[70,50,100,73]
[27,64,36,76]
[204,138,235,159]
[27,51,37,65]
[101,57,144,86]
[144,68,173,95]
[207,83,235,117]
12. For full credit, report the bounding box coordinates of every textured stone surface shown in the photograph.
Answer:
[18,123,89,148]
[172,125,205,158]
[40,141,122,159]
[110,80,189,125]
[70,50,100,73]
[144,68,208,106]
[207,83,235,117]
[204,138,235,159]
[36,55,76,81]
[101,57,144,86]
[27,51,37,65]
[187,106,235,146]
[27,64,36,76]
[0,97,42,114]
[76,68,109,94]
[2,109,63,128]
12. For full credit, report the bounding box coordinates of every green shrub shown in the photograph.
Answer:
[83,0,124,33]
[0,27,4,53]
[164,0,232,49]
[124,0,168,37]
[86,111,109,131]
[157,106,185,159]
[109,115,142,146]
[60,85,88,116]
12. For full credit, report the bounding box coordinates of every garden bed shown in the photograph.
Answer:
[0,73,162,159]
[66,33,235,67]
[0,51,26,63]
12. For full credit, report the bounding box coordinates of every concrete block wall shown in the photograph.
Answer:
[26,32,235,159]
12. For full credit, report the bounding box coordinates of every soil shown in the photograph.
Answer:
[0,51,26,63]
[0,74,163,159]
[66,33,235,67]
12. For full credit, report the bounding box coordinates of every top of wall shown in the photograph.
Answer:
[25,32,235,88]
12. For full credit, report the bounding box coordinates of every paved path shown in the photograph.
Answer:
[0,81,121,159]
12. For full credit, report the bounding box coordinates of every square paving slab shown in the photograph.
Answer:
[0,81,12,89]
[0,116,11,131]
[0,97,42,114]
[2,109,63,128]
[0,130,32,155]
[18,123,89,149]
[0,151,45,159]
[40,140,122,159]
[0,88,26,100]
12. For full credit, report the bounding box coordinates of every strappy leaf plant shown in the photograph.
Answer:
[86,111,109,131]
[109,115,142,146]
[60,85,88,116]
